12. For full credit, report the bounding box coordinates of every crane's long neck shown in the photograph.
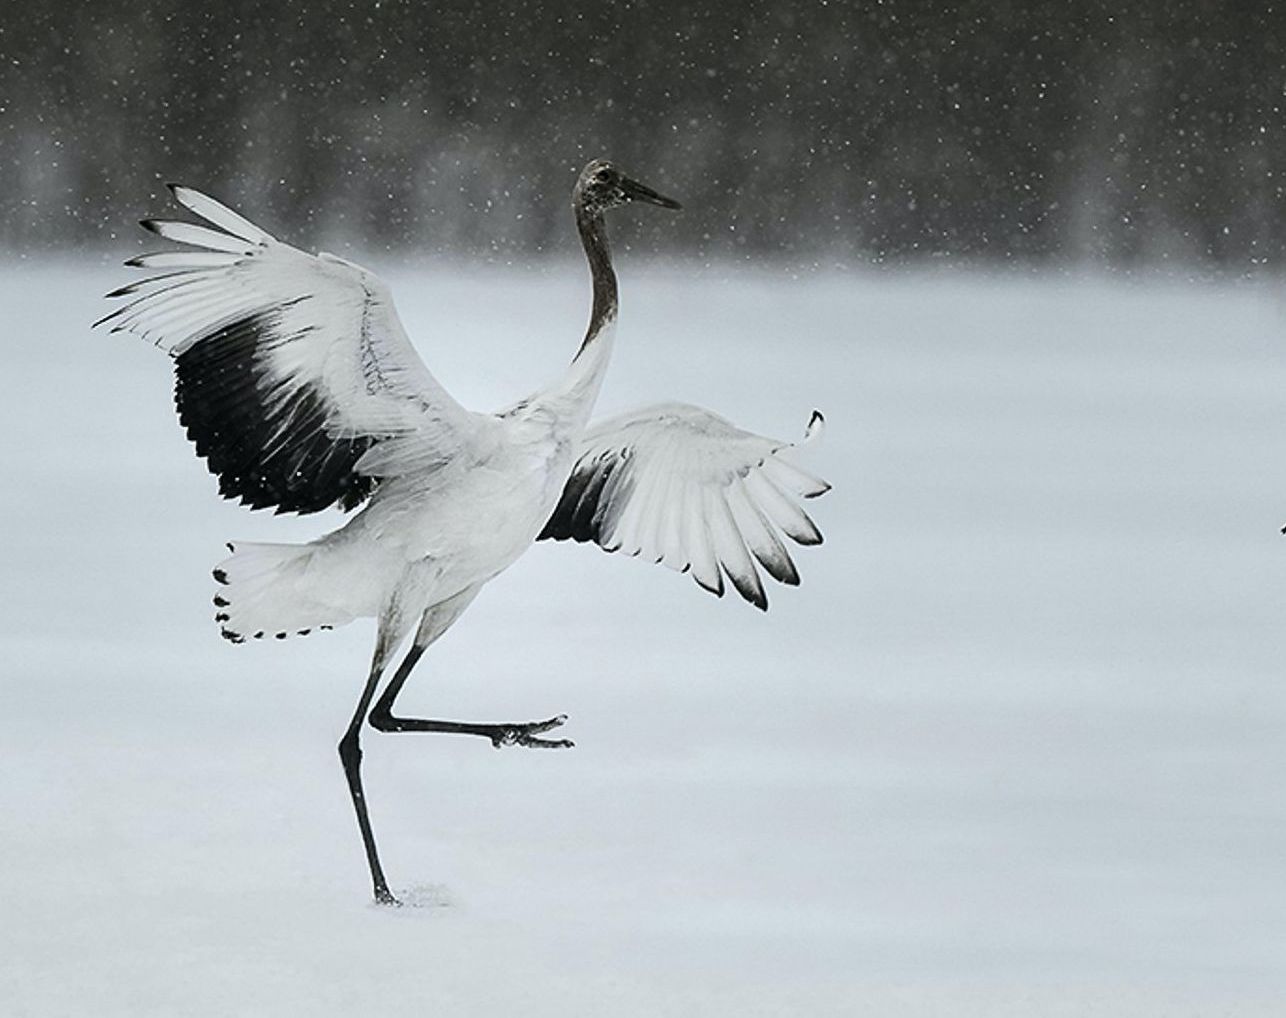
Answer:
[576,207,618,357]
[548,206,618,421]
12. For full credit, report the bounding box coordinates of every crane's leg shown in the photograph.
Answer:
[339,630,400,906]
[367,587,574,750]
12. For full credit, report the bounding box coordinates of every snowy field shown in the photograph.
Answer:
[1,259,1284,1016]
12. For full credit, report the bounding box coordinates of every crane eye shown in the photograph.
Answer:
[594,168,612,182]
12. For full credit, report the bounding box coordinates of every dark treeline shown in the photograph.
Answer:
[1,1,1282,267]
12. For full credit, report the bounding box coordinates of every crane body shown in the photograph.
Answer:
[100,161,828,905]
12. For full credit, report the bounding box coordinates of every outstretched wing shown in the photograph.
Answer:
[539,402,829,610]
[98,184,478,514]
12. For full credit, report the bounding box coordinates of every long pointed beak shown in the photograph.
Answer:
[621,176,682,210]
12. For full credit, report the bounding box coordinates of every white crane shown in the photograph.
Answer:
[99,160,830,905]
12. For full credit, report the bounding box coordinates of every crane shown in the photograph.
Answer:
[98,160,830,905]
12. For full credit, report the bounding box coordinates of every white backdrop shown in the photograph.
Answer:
[1,260,1282,1016]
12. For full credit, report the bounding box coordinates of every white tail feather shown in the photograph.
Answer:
[212,541,367,643]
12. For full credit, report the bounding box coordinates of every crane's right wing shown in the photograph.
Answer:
[538,403,829,609]
[97,185,480,514]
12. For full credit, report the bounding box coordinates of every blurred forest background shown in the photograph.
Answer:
[0,0,1282,268]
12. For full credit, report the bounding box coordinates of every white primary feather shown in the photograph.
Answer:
[140,220,257,255]
[169,184,274,244]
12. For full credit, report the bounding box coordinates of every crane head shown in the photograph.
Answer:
[576,159,682,217]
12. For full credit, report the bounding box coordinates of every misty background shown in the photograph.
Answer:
[2,1,1283,267]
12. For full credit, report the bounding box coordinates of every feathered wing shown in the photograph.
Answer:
[97,184,478,514]
[539,402,829,609]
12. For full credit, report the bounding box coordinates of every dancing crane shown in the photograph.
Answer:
[98,160,829,905]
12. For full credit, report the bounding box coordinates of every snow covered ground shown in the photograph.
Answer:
[1,260,1284,1016]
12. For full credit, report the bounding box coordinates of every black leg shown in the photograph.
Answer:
[339,656,399,906]
[368,639,574,749]
[341,586,569,904]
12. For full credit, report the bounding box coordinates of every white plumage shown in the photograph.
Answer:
[100,161,829,904]
[539,403,828,609]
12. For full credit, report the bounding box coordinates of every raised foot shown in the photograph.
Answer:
[489,714,574,750]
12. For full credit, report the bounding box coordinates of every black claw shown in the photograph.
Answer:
[373,889,402,908]
[487,715,574,750]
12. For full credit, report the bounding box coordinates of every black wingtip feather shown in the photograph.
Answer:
[694,573,725,598]
[755,551,800,587]
[174,312,376,515]
[726,568,767,611]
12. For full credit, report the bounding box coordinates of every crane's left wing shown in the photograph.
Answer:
[97,185,479,515]
[538,403,829,609]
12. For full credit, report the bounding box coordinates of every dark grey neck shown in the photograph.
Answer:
[574,205,618,360]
